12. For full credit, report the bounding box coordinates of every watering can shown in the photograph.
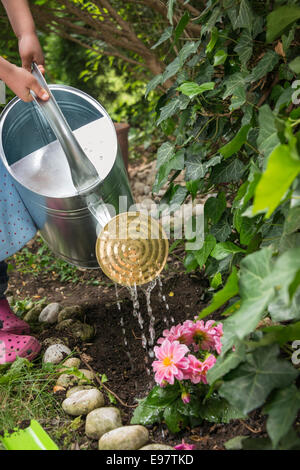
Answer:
[0,65,168,285]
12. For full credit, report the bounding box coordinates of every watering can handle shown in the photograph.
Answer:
[30,62,100,194]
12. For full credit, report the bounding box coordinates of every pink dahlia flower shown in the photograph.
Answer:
[157,323,194,346]
[185,353,216,384]
[189,320,217,352]
[174,439,195,450]
[152,339,189,386]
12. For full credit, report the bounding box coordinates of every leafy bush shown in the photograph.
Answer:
[133,0,300,449]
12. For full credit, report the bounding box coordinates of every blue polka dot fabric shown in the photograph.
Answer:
[0,160,37,261]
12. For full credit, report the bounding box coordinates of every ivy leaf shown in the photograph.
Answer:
[145,74,163,97]
[153,149,185,192]
[198,266,239,319]
[151,26,173,49]
[167,0,176,25]
[234,29,253,67]
[210,159,246,183]
[206,27,218,53]
[157,96,189,125]
[289,57,300,75]
[223,72,248,100]
[211,242,246,260]
[204,192,227,225]
[248,51,279,83]
[174,11,190,42]
[266,5,300,43]
[253,144,300,218]
[177,81,215,99]
[211,216,232,242]
[162,41,200,83]
[185,154,205,180]
[257,105,280,160]
[234,0,253,31]
[229,86,246,111]
[156,142,174,170]
[268,289,300,322]
[193,234,216,268]
[207,343,246,384]
[213,50,228,66]
[219,124,251,159]
[219,345,299,414]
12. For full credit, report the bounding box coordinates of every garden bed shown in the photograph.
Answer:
[6,237,267,450]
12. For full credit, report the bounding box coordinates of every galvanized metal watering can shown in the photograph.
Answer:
[0,66,168,285]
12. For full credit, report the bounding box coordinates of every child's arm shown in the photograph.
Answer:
[0,0,48,102]
[1,0,44,70]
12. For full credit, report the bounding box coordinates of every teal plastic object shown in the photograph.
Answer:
[0,419,59,450]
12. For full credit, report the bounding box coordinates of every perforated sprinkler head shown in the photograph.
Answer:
[95,211,169,286]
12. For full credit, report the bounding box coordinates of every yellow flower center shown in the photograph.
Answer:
[163,356,173,367]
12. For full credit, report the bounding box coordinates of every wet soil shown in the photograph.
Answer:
[7,238,267,450]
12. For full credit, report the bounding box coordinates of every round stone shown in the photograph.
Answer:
[85,407,122,439]
[98,425,149,450]
[62,389,105,416]
[39,303,61,324]
[140,443,175,450]
[43,344,72,364]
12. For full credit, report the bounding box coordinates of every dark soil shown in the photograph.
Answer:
[7,238,268,450]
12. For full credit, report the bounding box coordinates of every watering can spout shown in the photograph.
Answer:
[30,62,100,194]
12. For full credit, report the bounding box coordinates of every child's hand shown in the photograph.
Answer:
[18,32,45,72]
[3,64,49,102]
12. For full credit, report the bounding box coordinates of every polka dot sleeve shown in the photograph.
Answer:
[0,161,37,262]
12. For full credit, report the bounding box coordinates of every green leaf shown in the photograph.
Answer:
[153,149,185,192]
[213,50,228,66]
[145,74,163,97]
[234,0,253,31]
[145,384,180,407]
[162,41,200,83]
[167,0,176,24]
[131,399,163,426]
[223,72,248,100]
[193,234,216,268]
[234,29,253,67]
[248,51,279,83]
[253,144,300,217]
[207,343,246,384]
[219,124,251,159]
[211,159,246,183]
[211,242,246,260]
[211,217,232,242]
[174,11,190,42]
[204,192,227,224]
[289,57,300,74]
[206,27,218,53]
[257,105,280,159]
[266,6,300,43]
[284,206,300,235]
[264,385,300,448]
[163,401,187,432]
[229,86,246,111]
[219,345,299,414]
[268,289,300,322]
[198,267,239,319]
[185,154,204,180]
[156,142,174,170]
[151,26,173,49]
[177,81,215,99]
[211,272,222,289]
[199,396,246,423]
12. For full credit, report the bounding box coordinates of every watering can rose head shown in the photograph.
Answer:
[152,319,223,395]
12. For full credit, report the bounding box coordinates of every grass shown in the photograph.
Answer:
[0,357,92,449]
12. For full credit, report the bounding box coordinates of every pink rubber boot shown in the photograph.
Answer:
[0,298,30,335]
[0,332,41,364]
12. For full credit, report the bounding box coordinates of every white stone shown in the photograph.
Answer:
[43,344,72,364]
[66,385,94,398]
[85,407,122,439]
[39,303,61,324]
[140,443,174,450]
[62,389,105,416]
[98,425,149,450]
